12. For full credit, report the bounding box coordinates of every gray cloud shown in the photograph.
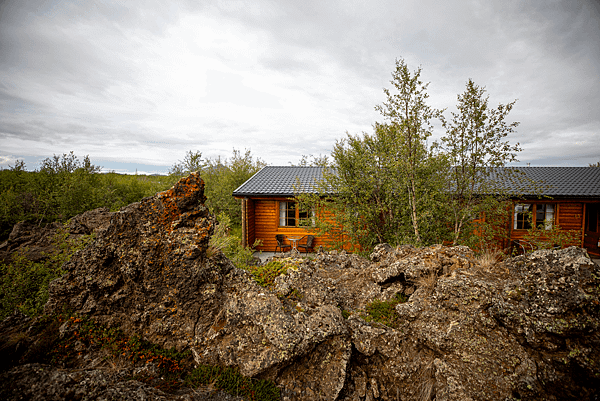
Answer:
[1,0,599,171]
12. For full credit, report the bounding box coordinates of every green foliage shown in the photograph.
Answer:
[297,59,448,250]
[202,149,266,227]
[374,58,445,244]
[100,173,177,211]
[185,364,281,401]
[0,153,176,240]
[169,149,265,228]
[208,212,261,268]
[362,293,408,328]
[440,79,521,246]
[299,60,528,253]
[0,225,94,320]
[296,154,330,167]
[169,150,206,176]
[36,152,104,222]
[243,260,298,289]
[523,224,582,250]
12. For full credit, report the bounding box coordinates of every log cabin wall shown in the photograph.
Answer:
[248,197,341,252]
[254,199,277,250]
[509,200,584,247]
[557,202,584,231]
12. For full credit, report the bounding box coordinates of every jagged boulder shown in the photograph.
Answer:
[1,173,599,400]
[44,172,217,351]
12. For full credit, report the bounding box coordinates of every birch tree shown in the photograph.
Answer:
[441,79,521,245]
[375,58,442,243]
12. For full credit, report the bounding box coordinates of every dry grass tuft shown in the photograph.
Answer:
[416,358,436,401]
[475,249,508,275]
[415,268,438,296]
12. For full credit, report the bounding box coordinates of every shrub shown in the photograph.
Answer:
[523,224,581,251]
[208,212,262,269]
[362,292,408,328]
[242,259,299,289]
[0,153,176,241]
[0,225,94,320]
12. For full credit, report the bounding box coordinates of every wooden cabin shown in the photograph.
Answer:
[233,166,600,256]
[232,166,332,252]
[489,167,600,257]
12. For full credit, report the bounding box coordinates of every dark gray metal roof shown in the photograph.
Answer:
[232,166,329,197]
[489,167,600,197]
[233,166,600,198]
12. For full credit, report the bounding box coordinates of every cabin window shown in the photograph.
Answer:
[279,201,314,227]
[279,201,296,226]
[536,204,554,230]
[514,204,532,230]
[514,203,555,230]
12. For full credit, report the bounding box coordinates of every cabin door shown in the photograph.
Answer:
[584,203,600,257]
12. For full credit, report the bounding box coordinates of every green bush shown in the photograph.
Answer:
[523,224,582,251]
[0,153,177,240]
[99,173,177,211]
[0,224,94,320]
[362,292,408,328]
[170,149,266,228]
[208,212,261,269]
[243,260,299,289]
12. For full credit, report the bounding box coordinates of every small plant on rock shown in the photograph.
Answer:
[415,268,438,296]
[185,364,280,401]
[243,259,299,289]
[362,292,408,328]
[475,248,506,271]
[207,212,262,268]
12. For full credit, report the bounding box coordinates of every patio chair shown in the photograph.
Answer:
[275,234,291,253]
[297,235,315,253]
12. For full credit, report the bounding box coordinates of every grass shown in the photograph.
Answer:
[0,225,95,320]
[243,259,299,289]
[475,249,502,270]
[362,292,408,328]
[474,248,509,275]
[185,364,280,401]
[415,268,439,297]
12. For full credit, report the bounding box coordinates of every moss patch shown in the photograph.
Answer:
[362,293,408,328]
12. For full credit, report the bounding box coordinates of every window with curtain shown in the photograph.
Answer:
[279,201,296,226]
[514,203,555,230]
[536,204,554,230]
[514,203,532,230]
[279,201,314,227]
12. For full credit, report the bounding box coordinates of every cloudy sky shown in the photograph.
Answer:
[1,0,599,174]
